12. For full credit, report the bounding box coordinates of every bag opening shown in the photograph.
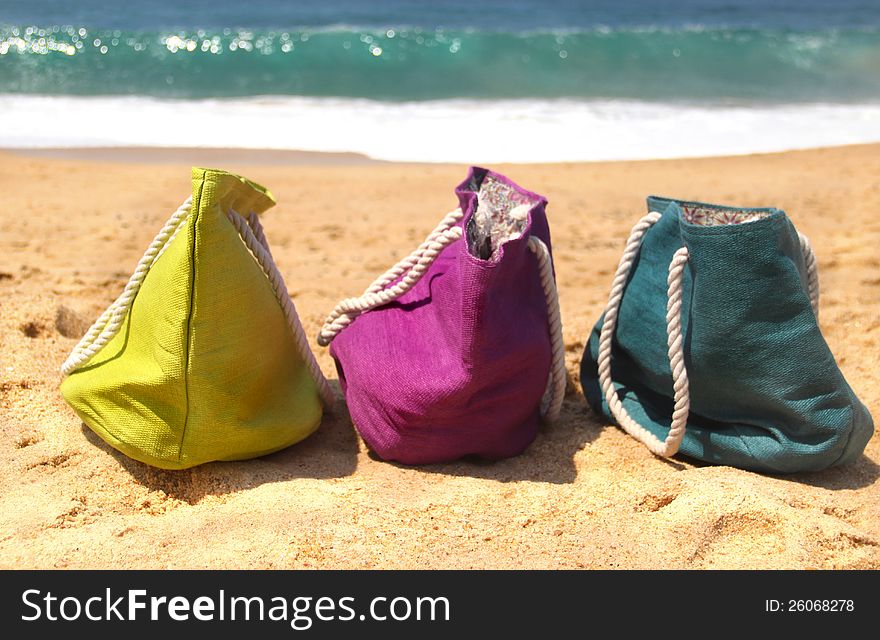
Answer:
[680,203,772,227]
[466,173,540,260]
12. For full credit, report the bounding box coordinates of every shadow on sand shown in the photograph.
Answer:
[80,381,360,504]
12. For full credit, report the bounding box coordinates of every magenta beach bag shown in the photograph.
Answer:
[318,167,565,464]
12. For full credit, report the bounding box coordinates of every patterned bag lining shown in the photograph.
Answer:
[467,175,539,260]
[681,204,772,226]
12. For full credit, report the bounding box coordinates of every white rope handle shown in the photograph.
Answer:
[317,208,566,422]
[528,236,566,422]
[597,212,690,456]
[247,211,272,256]
[226,211,334,408]
[598,212,822,458]
[61,197,193,375]
[798,232,820,319]
[364,209,466,298]
[317,209,465,346]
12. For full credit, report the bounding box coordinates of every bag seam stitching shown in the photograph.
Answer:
[178,177,204,464]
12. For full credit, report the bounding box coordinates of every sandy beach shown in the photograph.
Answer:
[0,144,877,569]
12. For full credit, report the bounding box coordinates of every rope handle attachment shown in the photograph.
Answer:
[61,197,193,376]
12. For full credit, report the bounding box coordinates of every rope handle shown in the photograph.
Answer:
[317,209,465,346]
[61,197,193,376]
[597,211,821,458]
[317,208,567,423]
[61,199,334,409]
[528,236,566,422]
[226,210,334,407]
[799,232,820,319]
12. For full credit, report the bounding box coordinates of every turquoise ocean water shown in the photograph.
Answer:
[2,0,879,161]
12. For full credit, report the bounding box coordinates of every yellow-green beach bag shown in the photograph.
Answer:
[60,168,333,469]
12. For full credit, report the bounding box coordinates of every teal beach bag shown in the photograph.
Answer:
[580,197,874,473]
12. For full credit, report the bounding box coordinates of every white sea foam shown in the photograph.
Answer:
[2,94,879,162]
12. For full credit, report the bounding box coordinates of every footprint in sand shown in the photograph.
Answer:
[25,451,79,471]
[688,510,784,565]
